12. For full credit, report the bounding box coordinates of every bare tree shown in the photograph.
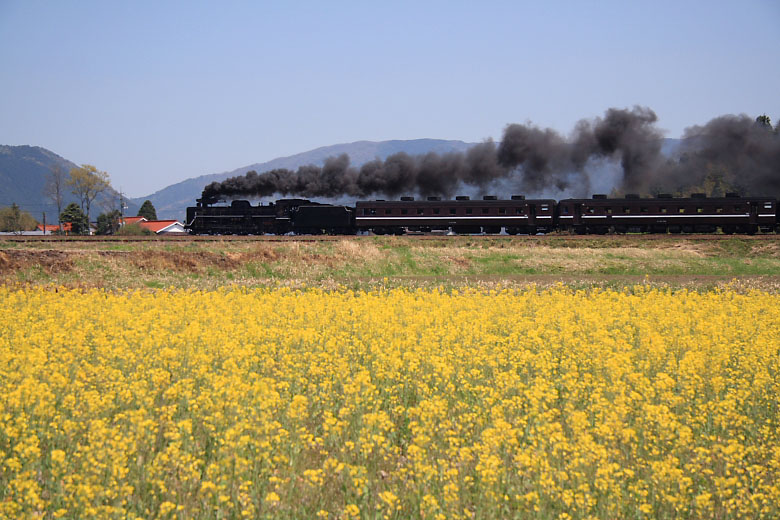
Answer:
[44,165,68,230]
[67,164,111,229]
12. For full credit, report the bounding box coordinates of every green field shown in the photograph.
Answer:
[2,235,780,291]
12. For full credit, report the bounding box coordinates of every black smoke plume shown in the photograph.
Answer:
[667,114,780,196]
[202,107,780,200]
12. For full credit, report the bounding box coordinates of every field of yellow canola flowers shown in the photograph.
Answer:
[1,285,779,519]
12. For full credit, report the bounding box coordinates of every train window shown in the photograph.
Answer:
[735,206,743,212]
[716,207,723,213]
[482,208,489,214]
[678,207,685,214]
[697,207,703,213]
[499,208,506,214]
[466,208,473,214]
[640,207,648,213]
[623,207,630,214]
[449,208,456,215]
[541,204,549,211]
[370,208,377,216]
[385,209,392,215]
[660,207,667,214]
[588,207,595,214]
[562,206,569,214]
[606,208,613,214]
[401,209,408,215]
[433,208,440,214]
[516,207,525,214]
[417,208,424,215]
[764,202,773,209]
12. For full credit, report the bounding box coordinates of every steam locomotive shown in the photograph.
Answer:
[185,193,778,235]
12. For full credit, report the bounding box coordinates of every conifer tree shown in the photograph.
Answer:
[137,200,157,220]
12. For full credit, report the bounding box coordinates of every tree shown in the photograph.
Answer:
[137,200,158,221]
[1,203,22,234]
[59,203,89,235]
[44,165,69,230]
[116,223,153,236]
[0,203,38,233]
[96,210,122,235]
[686,167,737,198]
[67,164,110,224]
[756,114,772,129]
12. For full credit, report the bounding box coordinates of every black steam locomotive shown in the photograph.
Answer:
[185,198,354,236]
[185,193,778,235]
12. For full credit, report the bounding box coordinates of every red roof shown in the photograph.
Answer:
[37,223,72,232]
[139,220,182,233]
[121,216,147,225]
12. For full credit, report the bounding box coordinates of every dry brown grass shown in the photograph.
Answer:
[748,242,780,258]
[335,239,384,263]
[0,250,73,274]
[513,246,702,272]
[128,251,241,272]
[2,235,779,291]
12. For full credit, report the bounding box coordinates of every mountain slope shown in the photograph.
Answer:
[0,145,138,221]
[0,145,79,219]
[133,139,474,220]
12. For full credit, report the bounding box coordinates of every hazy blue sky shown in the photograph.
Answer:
[1,0,778,197]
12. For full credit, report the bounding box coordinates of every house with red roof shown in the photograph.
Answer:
[120,216,147,226]
[138,219,187,235]
[118,215,186,235]
[36,222,73,234]
[36,224,59,234]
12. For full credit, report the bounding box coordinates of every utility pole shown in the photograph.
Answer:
[42,212,46,236]
[119,188,128,224]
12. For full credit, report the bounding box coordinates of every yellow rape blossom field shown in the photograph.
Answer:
[1,284,780,519]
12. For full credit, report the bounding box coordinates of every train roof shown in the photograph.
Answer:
[356,197,555,204]
[559,194,777,203]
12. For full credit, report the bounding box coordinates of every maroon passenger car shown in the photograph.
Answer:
[354,196,556,234]
[557,193,777,234]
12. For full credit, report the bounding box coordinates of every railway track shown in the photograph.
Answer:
[2,233,779,243]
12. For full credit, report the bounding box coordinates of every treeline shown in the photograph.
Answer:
[0,204,39,233]
[2,164,158,235]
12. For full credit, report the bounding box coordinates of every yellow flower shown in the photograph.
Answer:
[159,501,176,515]
[50,449,65,465]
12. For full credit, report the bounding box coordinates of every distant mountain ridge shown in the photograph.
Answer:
[132,139,475,220]
[0,145,78,218]
[0,145,139,222]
